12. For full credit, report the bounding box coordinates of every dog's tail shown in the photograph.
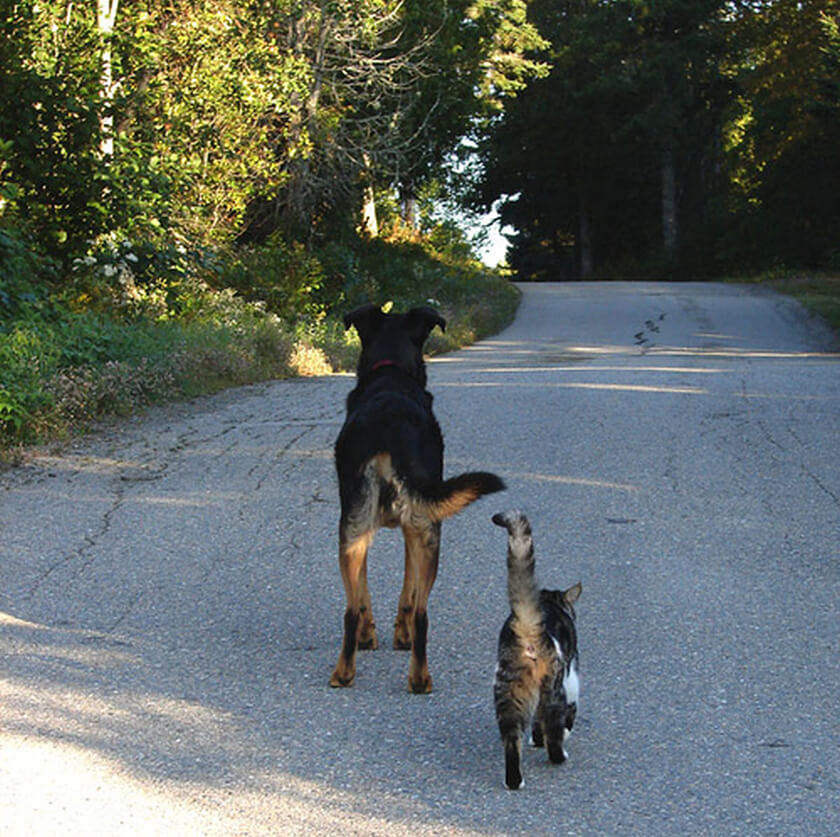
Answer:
[492,510,543,631]
[416,472,506,522]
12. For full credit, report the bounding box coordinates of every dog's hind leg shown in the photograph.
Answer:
[392,541,415,650]
[401,522,440,694]
[330,530,374,687]
[357,552,378,650]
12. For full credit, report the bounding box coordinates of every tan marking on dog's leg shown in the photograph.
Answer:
[402,522,440,694]
[330,531,373,688]
[357,553,378,650]
[393,538,415,650]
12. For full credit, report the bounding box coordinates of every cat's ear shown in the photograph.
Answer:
[563,582,582,607]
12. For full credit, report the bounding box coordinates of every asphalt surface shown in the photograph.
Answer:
[2,281,839,835]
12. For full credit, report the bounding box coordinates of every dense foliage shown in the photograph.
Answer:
[0,233,519,446]
[478,0,840,278]
[1,1,537,445]
[0,1,544,264]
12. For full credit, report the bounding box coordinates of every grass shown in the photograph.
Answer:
[760,275,840,334]
[729,272,840,334]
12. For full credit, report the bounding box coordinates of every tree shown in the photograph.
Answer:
[725,0,840,267]
[390,0,548,230]
[238,0,548,243]
[112,1,311,245]
[480,0,653,277]
[0,1,108,264]
[97,0,120,157]
[479,0,741,277]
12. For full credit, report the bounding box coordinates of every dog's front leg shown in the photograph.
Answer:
[402,523,440,694]
[330,531,373,688]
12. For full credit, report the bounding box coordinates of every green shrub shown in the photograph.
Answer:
[219,235,327,320]
[0,319,56,440]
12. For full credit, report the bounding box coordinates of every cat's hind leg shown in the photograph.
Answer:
[530,719,544,748]
[495,684,528,789]
[501,725,525,790]
[543,702,568,763]
[540,676,570,763]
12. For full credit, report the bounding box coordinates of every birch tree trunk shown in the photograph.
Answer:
[97,0,119,158]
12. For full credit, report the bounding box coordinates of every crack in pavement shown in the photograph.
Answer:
[26,477,126,604]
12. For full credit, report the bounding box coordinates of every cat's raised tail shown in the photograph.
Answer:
[492,511,542,632]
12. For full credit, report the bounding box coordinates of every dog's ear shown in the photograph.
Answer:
[344,304,386,342]
[405,306,446,347]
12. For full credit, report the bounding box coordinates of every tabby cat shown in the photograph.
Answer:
[492,510,582,790]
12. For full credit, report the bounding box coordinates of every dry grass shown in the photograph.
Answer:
[289,342,333,376]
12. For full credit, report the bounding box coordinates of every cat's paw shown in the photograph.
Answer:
[546,738,568,763]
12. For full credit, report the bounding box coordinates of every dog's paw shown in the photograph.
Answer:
[329,667,355,688]
[408,673,433,694]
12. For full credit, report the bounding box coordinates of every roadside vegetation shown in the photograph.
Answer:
[483,1,840,281]
[2,1,537,454]
[0,232,518,452]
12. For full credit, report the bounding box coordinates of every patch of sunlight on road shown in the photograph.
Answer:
[517,472,638,492]
[0,735,486,836]
[0,735,245,836]
[464,365,730,375]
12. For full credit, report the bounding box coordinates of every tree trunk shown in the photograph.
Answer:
[662,148,678,259]
[579,193,593,278]
[360,153,378,237]
[280,2,334,239]
[400,185,418,232]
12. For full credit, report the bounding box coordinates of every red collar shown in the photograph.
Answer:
[371,359,400,372]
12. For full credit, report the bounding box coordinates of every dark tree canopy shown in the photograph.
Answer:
[478,0,840,278]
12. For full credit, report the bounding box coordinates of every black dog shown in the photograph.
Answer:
[331,304,504,693]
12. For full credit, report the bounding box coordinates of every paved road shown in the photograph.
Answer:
[2,282,839,835]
